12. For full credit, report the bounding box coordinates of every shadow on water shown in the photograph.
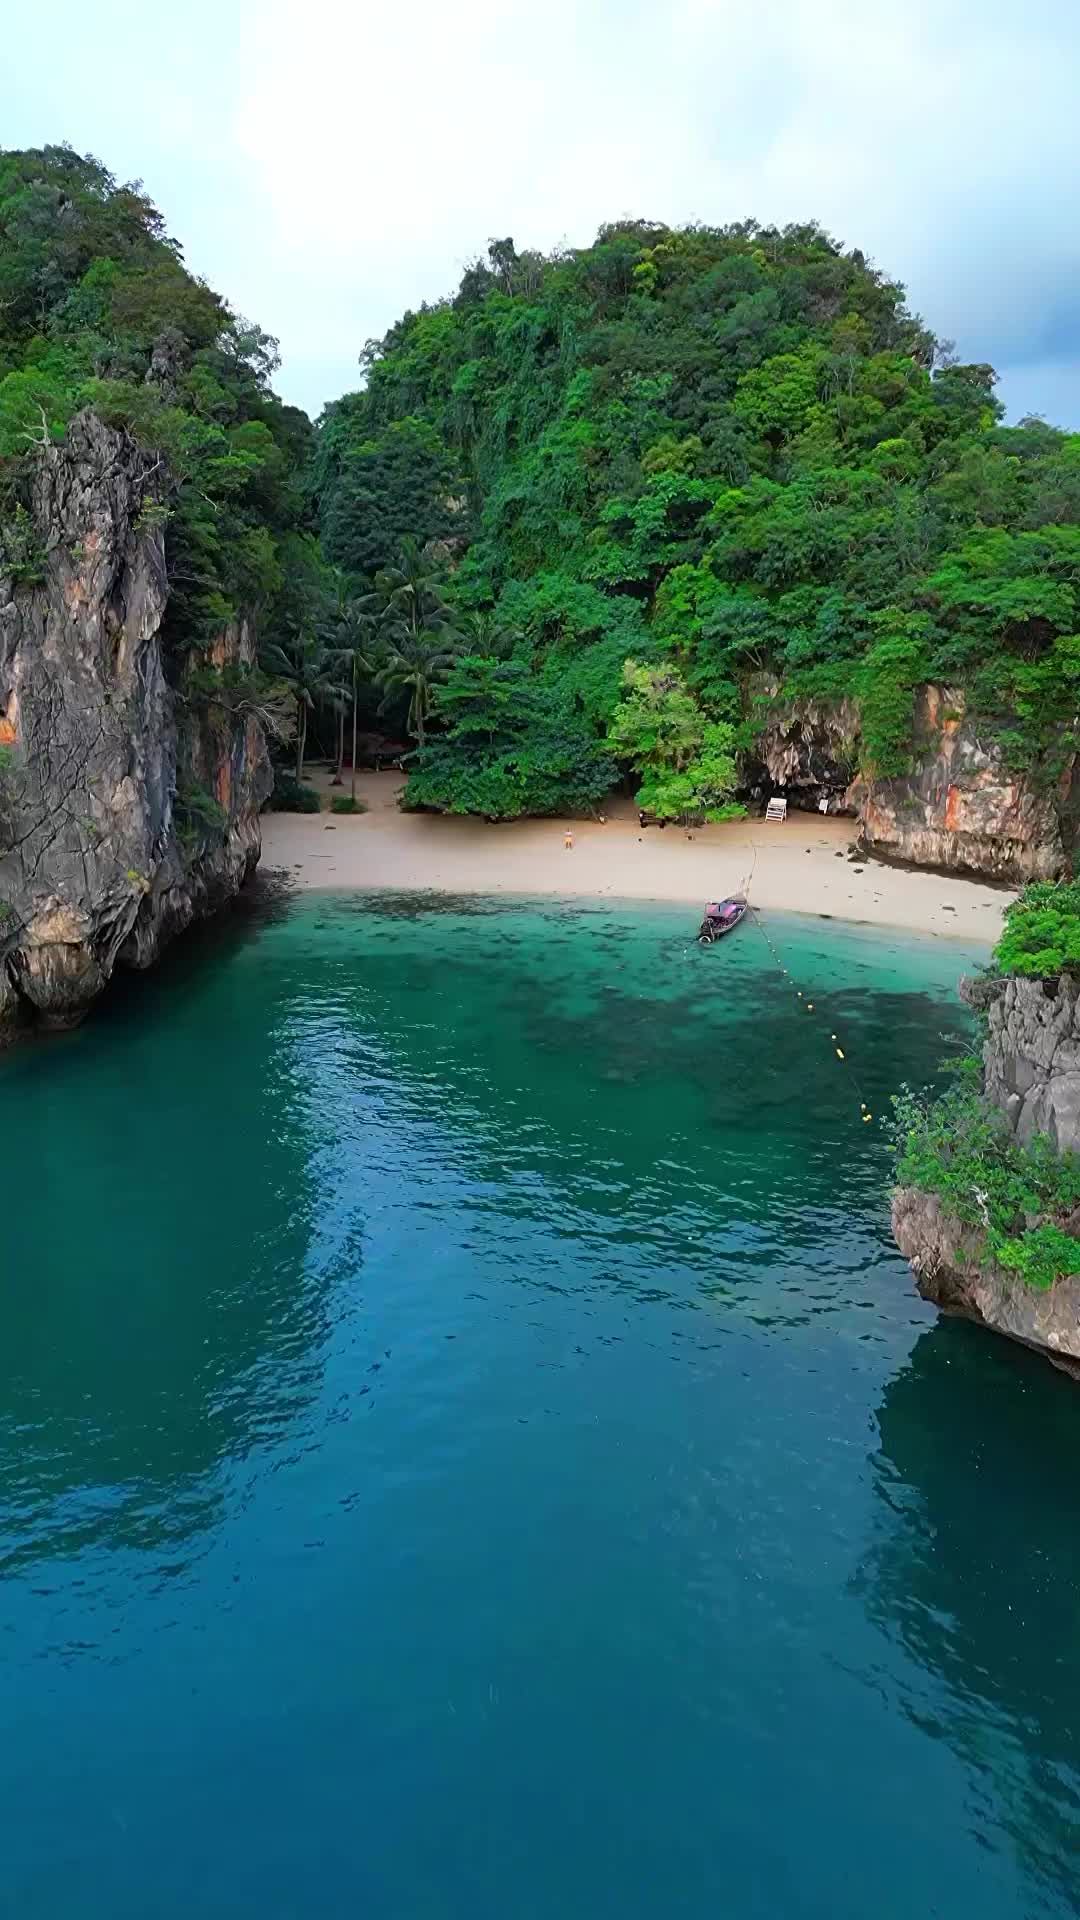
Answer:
[0,889,977,1583]
[856,1320,1080,1909]
[0,888,333,1578]
[0,869,296,1069]
[94,869,298,1033]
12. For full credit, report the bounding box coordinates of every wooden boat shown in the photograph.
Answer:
[697,897,748,944]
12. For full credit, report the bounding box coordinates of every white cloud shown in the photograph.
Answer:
[8,0,1079,422]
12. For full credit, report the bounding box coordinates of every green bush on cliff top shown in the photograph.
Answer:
[890,1080,1080,1289]
[993,880,1080,979]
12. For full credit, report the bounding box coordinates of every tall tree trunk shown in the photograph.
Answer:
[335,706,345,783]
[295,700,307,781]
[350,666,358,804]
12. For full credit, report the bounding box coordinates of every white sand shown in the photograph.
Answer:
[260,770,1010,946]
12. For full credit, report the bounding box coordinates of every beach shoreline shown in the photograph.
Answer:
[260,770,1011,945]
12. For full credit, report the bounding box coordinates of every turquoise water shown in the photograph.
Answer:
[3,894,1080,1919]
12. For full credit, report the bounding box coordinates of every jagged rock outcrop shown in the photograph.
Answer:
[0,412,270,1034]
[753,685,1071,881]
[891,1186,1080,1378]
[856,686,1070,882]
[893,972,1080,1374]
[750,695,859,813]
[970,973,1080,1153]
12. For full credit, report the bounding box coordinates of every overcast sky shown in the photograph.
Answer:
[8,0,1079,425]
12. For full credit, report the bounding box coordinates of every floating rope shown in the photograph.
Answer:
[746,903,874,1125]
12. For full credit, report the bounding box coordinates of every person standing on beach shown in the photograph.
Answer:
[564,828,574,850]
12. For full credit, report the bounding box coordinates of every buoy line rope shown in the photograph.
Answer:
[744,895,874,1126]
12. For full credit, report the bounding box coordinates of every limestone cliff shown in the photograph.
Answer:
[749,694,859,814]
[0,412,270,1034]
[974,972,1080,1152]
[891,1185,1080,1378]
[893,973,1080,1375]
[754,684,1072,883]
[856,687,1071,883]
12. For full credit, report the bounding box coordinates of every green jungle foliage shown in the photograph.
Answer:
[891,1078,1080,1291]
[0,144,312,658]
[404,655,617,818]
[266,769,321,813]
[315,223,1080,810]
[6,164,1080,820]
[606,661,743,820]
[993,880,1080,978]
[175,784,228,848]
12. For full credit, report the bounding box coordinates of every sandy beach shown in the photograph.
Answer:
[261,770,1012,945]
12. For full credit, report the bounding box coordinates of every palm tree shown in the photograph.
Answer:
[369,539,462,747]
[376,631,456,747]
[331,596,380,802]
[265,631,345,781]
[458,608,522,659]
[371,535,443,618]
[316,581,352,786]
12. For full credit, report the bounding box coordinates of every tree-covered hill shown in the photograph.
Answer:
[315,222,1080,816]
[4,158,1079,829]
[0,144,313,658]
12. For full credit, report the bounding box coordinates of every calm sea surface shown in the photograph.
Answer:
[3,894,1078,1918]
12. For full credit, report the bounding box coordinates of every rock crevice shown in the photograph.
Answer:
[975,973,1080,1153]
[749,693,859,814]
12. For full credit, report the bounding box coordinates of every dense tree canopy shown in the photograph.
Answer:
[5,159,1079,822]
[0,144,312,657]
[316,221,1080,813]
[993,881,1080,978]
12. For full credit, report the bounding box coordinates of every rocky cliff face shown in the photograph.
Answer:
[891,1185,1080,1378]
[750,695,859,813]
[755,684,1071,883]
[893,972,1080,1375]
[0,412,270,1035]
[973,972,1080,1153]
[857,686,1070,882]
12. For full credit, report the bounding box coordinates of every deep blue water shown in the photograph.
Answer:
[3,894,1079,1918]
